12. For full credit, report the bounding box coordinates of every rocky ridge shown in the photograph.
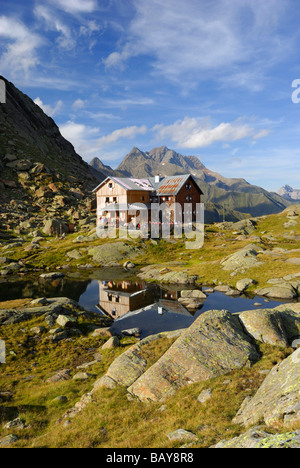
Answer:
[0,76,99,236]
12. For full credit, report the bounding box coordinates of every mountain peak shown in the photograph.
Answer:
[277,185,300,200]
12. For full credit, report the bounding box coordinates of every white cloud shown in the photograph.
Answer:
[252,129,272,140]
[97,125,148,147]
[59,121,100,156]
[102,97,155,109]
[47,0,98,15]
[72,99,86,110]
[104,0,289,88]
[34,97,63,117]
[58,121,147,158]
[60,120,99,142]
[153,117,270,149]
[80,20,102,36]
[34,5,75,50]
[0,15,43,76]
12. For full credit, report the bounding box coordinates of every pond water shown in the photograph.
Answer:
[0,268,297,338]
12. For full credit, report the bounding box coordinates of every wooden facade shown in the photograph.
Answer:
[93,174,203,226]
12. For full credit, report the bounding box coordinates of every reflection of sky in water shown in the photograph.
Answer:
[78,280,289,339]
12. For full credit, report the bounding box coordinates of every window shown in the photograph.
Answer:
[186,183,192,190]
[108,182,113,189]
[105,197,110,204]
[113,197,118,203]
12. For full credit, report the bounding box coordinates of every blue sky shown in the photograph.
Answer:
[1,0,300,191]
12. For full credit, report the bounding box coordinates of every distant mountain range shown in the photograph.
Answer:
[277,185,300,201]
[90,146,295,219]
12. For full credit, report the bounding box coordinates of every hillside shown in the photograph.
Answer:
[116,146,293,217]
[0,205,300,448]
[0,76,99,232]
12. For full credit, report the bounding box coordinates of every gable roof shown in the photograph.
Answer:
[92,176,154,193]
[155,175,193,196]
[93,174,203,195]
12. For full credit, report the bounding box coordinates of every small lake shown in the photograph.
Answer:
[0,269,297,339]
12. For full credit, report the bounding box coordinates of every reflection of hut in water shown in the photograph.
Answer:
[97,280,154,319]
[112,298,193,325]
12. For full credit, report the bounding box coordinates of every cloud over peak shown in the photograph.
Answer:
[153,117,270,149]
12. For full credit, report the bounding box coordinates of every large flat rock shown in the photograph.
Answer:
[93,330,183,391]
[127,310,259,402]
[214,426,300,448]
[233,349,300,427]
[88,241,144,266]
[220,245,264,272]
[239,306,300,347]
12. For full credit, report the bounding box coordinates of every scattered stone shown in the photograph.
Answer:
[0,391,13,402]
[66,249,83,260]
[121,328,141,337]
[255,283,297,299]
[101,336,120,350]
[4,417,26,430]
[73,372,96,381]
[181,290,207,299]
[40,272,65,280]
[56,315,77,328]
[91,328,113,338]
[123,261,136,270]
[197,389,212,404]
[214,285,232,293]
[167,429,198,443]
[236,279,256,292]
[30,326,46,335]
[0,434,19,447]
[226,289,241,296]
[52,396,68,404]
[47,369,72,383]
[30,298,48,306]
[43,219,70,237]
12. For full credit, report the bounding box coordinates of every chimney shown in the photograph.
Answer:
[155,175,160,184]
